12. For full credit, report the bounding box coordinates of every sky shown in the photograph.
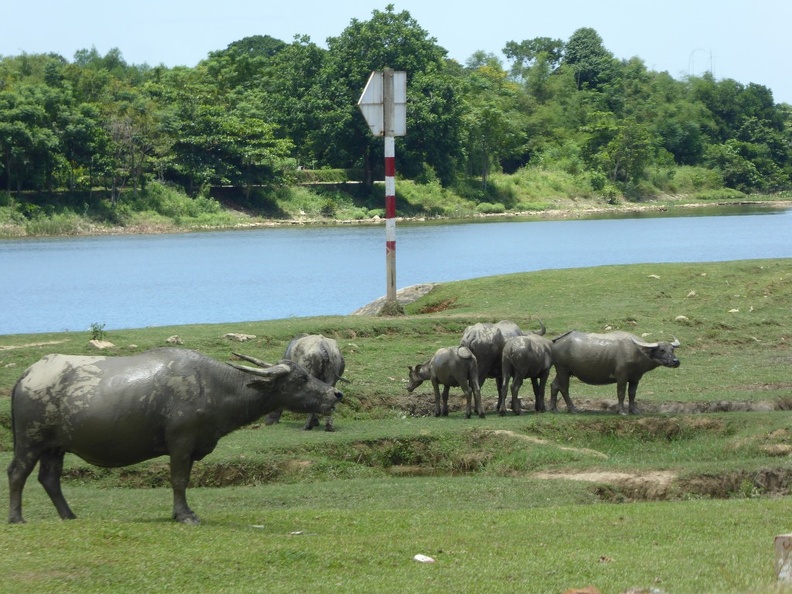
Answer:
[3,1,791,104]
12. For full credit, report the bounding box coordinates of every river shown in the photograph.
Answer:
[1,205,790,335]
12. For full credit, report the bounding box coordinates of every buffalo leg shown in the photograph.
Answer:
[169,454,198,524]
[432,379,442,417]
[38,450,76,520]
[322,414,335,432]
[532,372,549,412]
[510,373,525,415]
[473,379,485,418]
[462,385,473,419]
[303,414,321,430]
[627,380,641,414]
[550,372,577,413]
[441,386,450,416]
[7,451,41,524]
[497,376,509,416]
[616,379,629,415]
[264,410,283,426]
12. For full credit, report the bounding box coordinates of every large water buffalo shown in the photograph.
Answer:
[460,320,545,398]
[261,334,348,431]
[499,333,554,415]
[550,331,680,415]
[7,348,343,524]
[407,346,484,418]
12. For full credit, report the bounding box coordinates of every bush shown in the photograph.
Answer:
[692,188,746,201]
[671,166,725,194]
[25,212,82,236]
[476,202,506,214]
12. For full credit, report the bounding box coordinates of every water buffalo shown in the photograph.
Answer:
[261,334,348,431]
[7,348,343,524]
[407,346,484,418]
[550,331,681,415]
[499,333,554,415]
[460,320,545,398]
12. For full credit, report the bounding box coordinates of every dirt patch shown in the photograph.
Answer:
[395,395,792,418]
[0,339,70,351]
[416,298,458,314]
[483,429,608,459]
[535,470,678,500]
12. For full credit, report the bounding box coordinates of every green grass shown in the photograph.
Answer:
[1,259,792,592]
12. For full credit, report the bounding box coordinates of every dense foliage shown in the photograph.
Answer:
[1,5,790,213]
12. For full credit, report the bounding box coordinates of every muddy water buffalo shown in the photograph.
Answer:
[550,331,680,415]
[261,334,348,431]
[499,334,554,415]
[407,346,484,418]
[7,348,343,524]
[460,320,545,399]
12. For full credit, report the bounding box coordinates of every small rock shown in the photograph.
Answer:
[412,554,435,563]
[675,315,689,322]
[648,274,661,279]
[89,339,115,350]
[166,335,183,345]
[224,333,256,342]
[686,290,697,298]
[728,309,739,313]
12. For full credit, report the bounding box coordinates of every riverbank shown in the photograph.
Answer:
[3,194,790,239]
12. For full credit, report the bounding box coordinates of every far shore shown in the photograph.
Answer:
[2,197,790,239]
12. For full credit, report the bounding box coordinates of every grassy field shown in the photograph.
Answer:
[1,259,791,593]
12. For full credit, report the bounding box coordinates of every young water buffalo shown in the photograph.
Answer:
[499,333,554,415]
[550,331,681,415]
[7,348,343,524]
[407,346,484,418]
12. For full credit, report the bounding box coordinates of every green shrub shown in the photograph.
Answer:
[24,212,82,236]
[692,188,746,201]
[671,166,725,194]
[476,202,506,214]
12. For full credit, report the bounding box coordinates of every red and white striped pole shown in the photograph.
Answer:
[382,68,397,304]
[384,134,396,303]
[357,68,405,309]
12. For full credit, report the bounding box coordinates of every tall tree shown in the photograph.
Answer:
[311,5,460,184]
[563,27,616,91]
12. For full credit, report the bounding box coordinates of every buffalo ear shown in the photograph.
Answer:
[247,378,273,391]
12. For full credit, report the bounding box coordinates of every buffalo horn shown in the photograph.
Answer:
[232,352,273,368]
[671,337,680,347]
[228,362,291,378]
[631,337,659,348]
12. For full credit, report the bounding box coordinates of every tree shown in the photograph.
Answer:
[503,36,564,80]
[563,27,616,91]
[461,59,526,188]
[310,5,459,184]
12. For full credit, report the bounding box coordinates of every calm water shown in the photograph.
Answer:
[1,206,790,335]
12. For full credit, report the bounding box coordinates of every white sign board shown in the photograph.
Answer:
[357,70,406,136]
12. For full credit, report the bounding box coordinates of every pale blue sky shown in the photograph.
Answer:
[4,1,790,103]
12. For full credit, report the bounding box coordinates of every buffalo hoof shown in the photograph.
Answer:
[324,424,335,432]
[173,512,200,525]
[478,412,486,419]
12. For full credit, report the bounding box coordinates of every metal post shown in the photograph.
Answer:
[383,68,397,304]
